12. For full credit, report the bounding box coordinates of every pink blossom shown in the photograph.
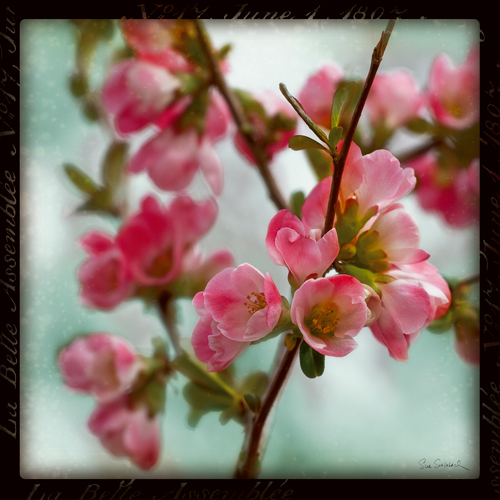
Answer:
[290,275,368,357]
[356,204,430,268]
[174,247,235,296]
[387,261,451,325]
[407,153,479,228]
[427,45,479,129]
[191,291,250,372]
[234,90,296,164]
[302,142,415,233]
[102,59,182,135]
[121,19,194,72]
[205,89,233,143]
[127,126,223,195]
[122,19,177,55]
[370,262,450,361]
[298,63,344,129]
[116,195,217,287]
[88,396,161,470]
[364,70,424,128]
[200,263,283,342]
[265,209,339,288]
[58,333,142,402]
[78,231,135,310]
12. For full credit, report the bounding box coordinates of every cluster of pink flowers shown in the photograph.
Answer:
[297,45,479,228]
[192,141,451,369]
[78,194,233,310]
[58,333,161,470]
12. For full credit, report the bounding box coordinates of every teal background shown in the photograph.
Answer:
[20,19,479,479]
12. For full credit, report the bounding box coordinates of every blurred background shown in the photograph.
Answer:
[20,18,479,479]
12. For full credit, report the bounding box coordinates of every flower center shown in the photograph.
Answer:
[306,305,339,337]
[244,292,267,315]
[148,250,173,278]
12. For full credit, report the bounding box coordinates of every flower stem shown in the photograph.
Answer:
[194,19,290,212]
[396,138,443,165]
[234,337,301,479]
[323,19,397,236]
[157,291,183,358]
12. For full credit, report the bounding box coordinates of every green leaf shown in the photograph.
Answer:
[102,142,128,191]
[240,371,268,396]
[289,135,328,151]
[64,164,99,196]
[183,382,233,411]
[328,126,343,151]
[243,393,261,413]
[290,190,306,218]
[69,72,88,97]
[406,118,434,134]
[218,43,232,61]
[305,148,332,181]
[330,81,358,129]
[171,351,234,395]
[299,341,325,379]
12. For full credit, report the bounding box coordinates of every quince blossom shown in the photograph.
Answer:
[191,291,251,372]
[127,125,224,195]
[427,45,479,130]
[370,261,451,361]
[364,70,424,129]
[78,231,135,310]
[102,59,182,136]
[88,395,161,470]
[302,143,416,243]
[58,333,142,402]
[297,63,344,129]
[199,263,283,343]
[265,209,339,289]
[406,153,479,228]
[116,194,218,287]
[290,275,370,357]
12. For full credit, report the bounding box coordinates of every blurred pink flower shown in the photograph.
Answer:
[127,126,223,195]
[78,231,135,310]
[290,275,368,357]
[234,90,296,164]
[58,333,142,402]
[365,70,424,128]
[88,396,161,470]
[427,45,479,129]
[407,153,479,228]
[191,291,250,372]
[265,209,339,289]
[298,63,344,129]
[102,59,182,135]
[116,194,218,287]
[199,263,283,343]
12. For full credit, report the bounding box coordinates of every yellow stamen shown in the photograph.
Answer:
[244,291,267,315]
[306,305,339,337]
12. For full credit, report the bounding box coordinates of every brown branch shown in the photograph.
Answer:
[396,138,443,165]
[157,291,183,358]
[194,19,290,212]
[234,337,301,479]
[323,19,397,236]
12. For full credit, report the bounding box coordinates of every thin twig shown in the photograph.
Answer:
[234,338,301,479]
[396,138,443,165]
[194,19,290,212]
[323,19,397,236]
[157,291,183,358]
